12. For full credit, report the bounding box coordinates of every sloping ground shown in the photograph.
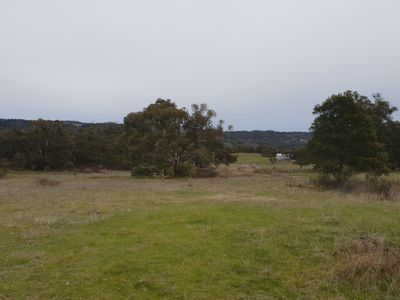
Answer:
[1,167,400,299]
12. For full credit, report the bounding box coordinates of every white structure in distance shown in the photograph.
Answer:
[276,153,291,161]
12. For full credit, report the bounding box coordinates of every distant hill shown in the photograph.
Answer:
[0,119,32,129]
[223,130,312,148]
[0,119,115,130]
[0,119,311,148]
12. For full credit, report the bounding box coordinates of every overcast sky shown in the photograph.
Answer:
[1,0,399,131]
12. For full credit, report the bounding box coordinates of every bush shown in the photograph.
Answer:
[174,163,195,177]
[63,161,76,170]
[12,152,27,169]
[309,173,398,200]
[366,176,393,199]
[131,165,160,177]
[195,167,218,178]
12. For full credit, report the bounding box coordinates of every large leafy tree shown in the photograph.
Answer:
[308,91,392,183]
[369,93,400,169]
[72,123,127,169]
[26,119,73,169]
[124,99,189,176]
[124,99,235,176]
[0,129,28,165]
[292,147,310,169]
[185,104,235,167]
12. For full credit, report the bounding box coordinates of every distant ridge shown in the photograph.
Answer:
[0,119,32,129]
[0,119,311,148]
[0,119,114,129]
[223,130,311,148]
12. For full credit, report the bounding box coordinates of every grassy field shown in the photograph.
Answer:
[232,153,272,167]
[232,153,314,172]
[1,154,400,299]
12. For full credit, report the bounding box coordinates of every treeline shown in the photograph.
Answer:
[224,130,311,149]
[0,99,235,176]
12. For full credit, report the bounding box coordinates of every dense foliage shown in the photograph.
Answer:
[125,99,235,177]
[307,91,400,183]
[0,99,235,176]
[0,120,125,171]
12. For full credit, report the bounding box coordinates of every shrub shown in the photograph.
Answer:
[35,178,60,187]
[80,166,100,173]
[174,163,195,177]
[63,161,76,171]
[12,152,27,169]
[195,167,218,178]
[310,174,398,200]
[309,173,338,188]
[366,176,394,200]
[333,235,400,294]
[131,165,160,177]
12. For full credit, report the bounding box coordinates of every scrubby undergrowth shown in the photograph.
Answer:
[334,235,400,296]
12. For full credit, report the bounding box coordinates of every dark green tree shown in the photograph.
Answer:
[386,121,400,169]
[292,147,310,169]
[26,119,72,170]
[185,104,235,167]
[0,129,28,165]
[124,99,235,177]
[124,99,189,176]
[369,93,399,169]
[308,91,390,183]
[72,124,126,169]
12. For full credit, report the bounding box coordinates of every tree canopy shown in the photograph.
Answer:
[307,91,398,183]
[124,99,235,176]
[0,99,235,177]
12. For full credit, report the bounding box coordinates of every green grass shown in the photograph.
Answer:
[232,152,272,166]
[232,152,313,172]
[1,157,400,299]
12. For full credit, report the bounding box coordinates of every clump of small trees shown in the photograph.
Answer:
[0,120,124,171]
[125,99,235,177]
[306,91,400,186]
[0,99,235,177]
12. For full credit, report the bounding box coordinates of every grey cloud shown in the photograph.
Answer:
[1,0,399,130]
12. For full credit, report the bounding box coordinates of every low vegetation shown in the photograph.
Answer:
[333,235,400,294]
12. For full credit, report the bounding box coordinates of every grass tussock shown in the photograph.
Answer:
[259,168,314,176]
[34,215,58,225]
[346,178,400,200]
[216,164,261,177]
[333,235,400,294]
[35,178,60,187]
[310,175,400,200]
